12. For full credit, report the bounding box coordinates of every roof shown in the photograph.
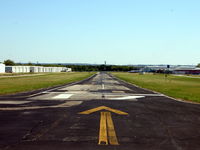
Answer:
[174,67,200,71]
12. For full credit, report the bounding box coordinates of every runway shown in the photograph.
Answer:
[0,72,200,150]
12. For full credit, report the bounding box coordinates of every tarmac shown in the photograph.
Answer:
[0,72,200,150]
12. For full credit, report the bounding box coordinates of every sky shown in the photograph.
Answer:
[0,0,200,65]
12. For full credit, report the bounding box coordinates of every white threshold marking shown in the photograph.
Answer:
[106,93,163,96]
[43,91,86,94]
[53,94,73,99]
[0,101,31,104]
[108,96,144,100]
[102,84,105,90]
[0,101,83,111]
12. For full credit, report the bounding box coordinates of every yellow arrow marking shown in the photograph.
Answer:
[98,112,108,145]
[79,106,128,115]
[98,112,119,145]
[78,106,128,146]
[106,112,119,145]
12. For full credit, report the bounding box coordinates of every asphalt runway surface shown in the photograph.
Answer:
[0,72,200,150]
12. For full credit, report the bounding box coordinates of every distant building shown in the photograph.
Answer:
[140,65,171,73]
[61,67,72,72]
[5,66,72,73]
[139,65,200,74]
[29,66,72,73]
[6,66,31,73]
[128,70,140,73]
[30,66,43,73]
[173,67,200,75]
[0,63,5,73]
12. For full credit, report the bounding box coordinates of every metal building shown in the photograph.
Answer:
[173,67,200,75]
[5,66,31,73]
[0,63,5,73]
[30,66,41,73]
[5,65,72,73]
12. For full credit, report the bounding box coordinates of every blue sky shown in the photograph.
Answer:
[0,0,199,65]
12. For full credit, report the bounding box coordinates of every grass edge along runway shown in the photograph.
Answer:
[112,72,200,103]
[0,72,95,95]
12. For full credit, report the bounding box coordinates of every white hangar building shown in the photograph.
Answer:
[0,63,5,73]
[5,66,72,73]
[5,66,31,73]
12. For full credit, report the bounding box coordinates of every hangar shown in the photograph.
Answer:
[5,66,72,73]
[6,66,31,73]
[0,63,5,73]
[173,68,200,75]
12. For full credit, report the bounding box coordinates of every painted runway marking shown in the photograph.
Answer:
[79,106,128,115]
[98,112,108,145]
[98,112,119,145]
[102,84,105,89]
[106,112,119,145]
[108,95,144,100]
[79,106,128,145]
[0,101,31,104]
[53,94,73,99]
[0,101,82,111]
[112,91,125,93]
[43,91,85,94]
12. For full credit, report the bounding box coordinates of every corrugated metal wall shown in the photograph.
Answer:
[5,66,71,73]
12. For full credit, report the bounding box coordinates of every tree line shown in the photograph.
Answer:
[2,59,138,71]
[3,59,200,72]
[66,65,138,71]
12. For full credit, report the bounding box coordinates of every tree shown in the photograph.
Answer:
[4,59,15,66]
[197,63,200,68]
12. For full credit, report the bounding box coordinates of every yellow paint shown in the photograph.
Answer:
[79,106,128,115]
[106,112,119,145]
[98,112,108,145]
[79,106,128,146]
[98,111,119,145]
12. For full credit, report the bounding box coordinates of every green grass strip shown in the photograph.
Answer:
[0,72,95,95]
[112,72,200,103]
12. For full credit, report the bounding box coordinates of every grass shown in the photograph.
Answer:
[0,72,95,95]
[177,74,200,78]
[112,72,200,103]
[0,72,36,76]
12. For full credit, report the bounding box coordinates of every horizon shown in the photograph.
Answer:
[1,60,198,67]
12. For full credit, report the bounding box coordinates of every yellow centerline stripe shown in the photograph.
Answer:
[98,112,108,145]
[106,112,119,145]
[78,106,128,146]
